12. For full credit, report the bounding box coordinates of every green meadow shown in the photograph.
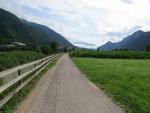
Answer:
[73,57,150,113]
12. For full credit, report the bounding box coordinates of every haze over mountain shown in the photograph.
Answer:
[0,8,73,47]
[100,30,150,51]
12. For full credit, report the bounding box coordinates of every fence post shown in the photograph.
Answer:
[47,58,49,63]
[18,69,22,85]
[34,63,37,68]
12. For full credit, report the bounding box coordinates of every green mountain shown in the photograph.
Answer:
[0,8,73,47]
[100,30,150,51]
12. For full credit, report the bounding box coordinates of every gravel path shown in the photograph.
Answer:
[14,54,124,113]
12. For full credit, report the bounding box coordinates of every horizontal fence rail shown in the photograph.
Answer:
[0,53,61,108]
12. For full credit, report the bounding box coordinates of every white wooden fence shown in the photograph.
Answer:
[0,53,60,108]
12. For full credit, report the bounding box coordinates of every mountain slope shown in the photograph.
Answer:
[100,30,150,51]
[0,8,73,47]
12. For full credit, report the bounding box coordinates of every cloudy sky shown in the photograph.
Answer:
[1,0,150,48]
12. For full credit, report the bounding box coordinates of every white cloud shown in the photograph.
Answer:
[1,0,150,48]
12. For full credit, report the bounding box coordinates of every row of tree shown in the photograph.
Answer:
[97,45,150,52]
[0,41,69,54]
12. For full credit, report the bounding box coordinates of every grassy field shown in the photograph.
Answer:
[0,51,44,71]
[73,58,150,113]
[70,50,150,59]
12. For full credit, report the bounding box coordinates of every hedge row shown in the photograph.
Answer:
[70,50,150,59]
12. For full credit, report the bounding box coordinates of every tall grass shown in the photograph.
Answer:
[0,51,44,71]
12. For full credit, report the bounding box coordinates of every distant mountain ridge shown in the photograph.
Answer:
[100,30,150,51]
[0,8,73,47]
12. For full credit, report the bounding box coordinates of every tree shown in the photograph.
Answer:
[50,41,57,52]
[112,48,128,51]
[145,45,150,52]
[41,46,50,55]
[63,47,67,52]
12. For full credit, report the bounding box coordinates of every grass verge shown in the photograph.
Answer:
[0,51,45,71]
[0,58,58,113]
[72,57,150,113]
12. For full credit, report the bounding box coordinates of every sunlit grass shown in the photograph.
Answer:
[73,58,150,113]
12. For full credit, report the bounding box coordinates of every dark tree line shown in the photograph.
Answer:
[145,45,150,52]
